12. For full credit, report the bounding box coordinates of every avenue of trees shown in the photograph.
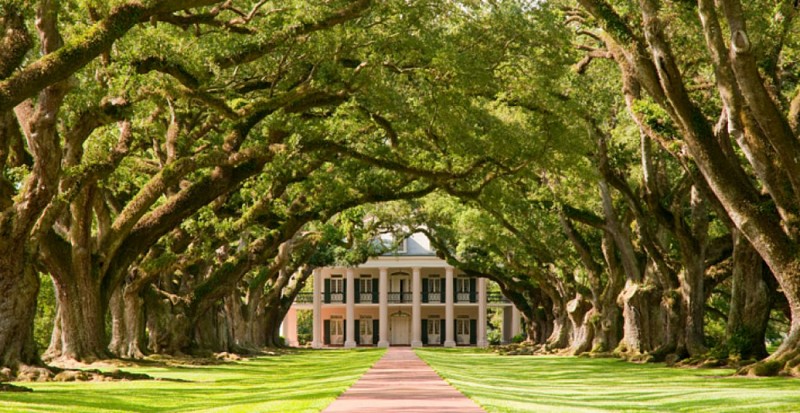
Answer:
[2,0,800,381]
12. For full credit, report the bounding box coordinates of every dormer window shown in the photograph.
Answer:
[397,238,407,253]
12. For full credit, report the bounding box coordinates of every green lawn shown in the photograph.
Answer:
[0,348,384,413]
[416,348,800,413]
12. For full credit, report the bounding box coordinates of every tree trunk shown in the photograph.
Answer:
[264,306,285,348]
[567,294,595,355]
[592,304,621,353]
[674,186,709,357]
[108,283,147,359]
[0,253,41,373]
[651,287,686,362]
[727,231,769,360]
[616,279,663,359]
[192,305,228,354]
[145,287,190,355]
[45,272,109,362]
[545,297,571,350]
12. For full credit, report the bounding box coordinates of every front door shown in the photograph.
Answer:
[360,318,373,345]
[331,319,344,345]
[427,319,441,345]
[391,315,410,345]
[456,319,470,345]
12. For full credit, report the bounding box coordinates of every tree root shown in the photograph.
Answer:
[1,362,156,386]
[738,349,800,377]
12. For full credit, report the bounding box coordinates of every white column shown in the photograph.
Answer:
[378,267,389,347]
[445,267,455,347]
[284,307,299,347]
[477,277,488,348]
[411,267,422,347]
[512,305,522,337]
[312,269,322,349]
[345,268,356,348]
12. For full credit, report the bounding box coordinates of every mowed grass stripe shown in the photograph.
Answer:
[416,348,800,413]
[0,349,385,413]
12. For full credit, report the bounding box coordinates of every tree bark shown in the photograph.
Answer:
[727,231,770,360]
[617,279,660,358]
[674,186,709,357]
[45,272,109,362]
[0,252,41,373]
[545,295,571,350]
[567,293,595,355]
[108,282,147,359]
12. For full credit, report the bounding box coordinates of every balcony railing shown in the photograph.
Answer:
[388,292,412,303]
[426,292,442,303]
[306,290,510,304]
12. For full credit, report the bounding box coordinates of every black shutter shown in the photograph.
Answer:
[372,279,379,303]
[440,319,446,345]
[470,319,477,345]
[324,320,331,345]
[469,278,477,303]
[421,319,428,345]
[372,319,379,344]
[324,279,331,304]
[453,281,458,303]
[355,320,360,345]
[454,320,458,344]
[343,280,347,303]
[355,279,361,304]
[422,278,429,303]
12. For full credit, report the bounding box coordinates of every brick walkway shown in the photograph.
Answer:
[322,347,485,413]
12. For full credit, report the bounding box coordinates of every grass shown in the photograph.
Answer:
[0,348,384,413]
[416,348,800,413]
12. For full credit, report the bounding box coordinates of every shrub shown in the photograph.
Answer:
[487,329,502,345]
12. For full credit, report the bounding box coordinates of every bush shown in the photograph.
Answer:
[487,329,502,345]
[512,333,526,344]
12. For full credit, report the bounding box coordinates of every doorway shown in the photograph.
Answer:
[456,318,471,345]
[390,312,410,345]
[391,274,410,303]
[330,318,344,345]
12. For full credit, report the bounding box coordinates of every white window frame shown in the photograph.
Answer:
[396,238,407,253]
[456,278,470,293]
[359,276,372,293]
[331,319,344,336]
[360,318,373,336]
[428,320,441,335]
[330,276,344,293]
[429,276,441,293]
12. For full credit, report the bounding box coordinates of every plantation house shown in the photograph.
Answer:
[284,233,522,347]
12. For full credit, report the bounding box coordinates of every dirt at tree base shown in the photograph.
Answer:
[1,363,155,384]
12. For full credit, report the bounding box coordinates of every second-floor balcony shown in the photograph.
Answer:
[319,289,483,304]
[300,290,509,306]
